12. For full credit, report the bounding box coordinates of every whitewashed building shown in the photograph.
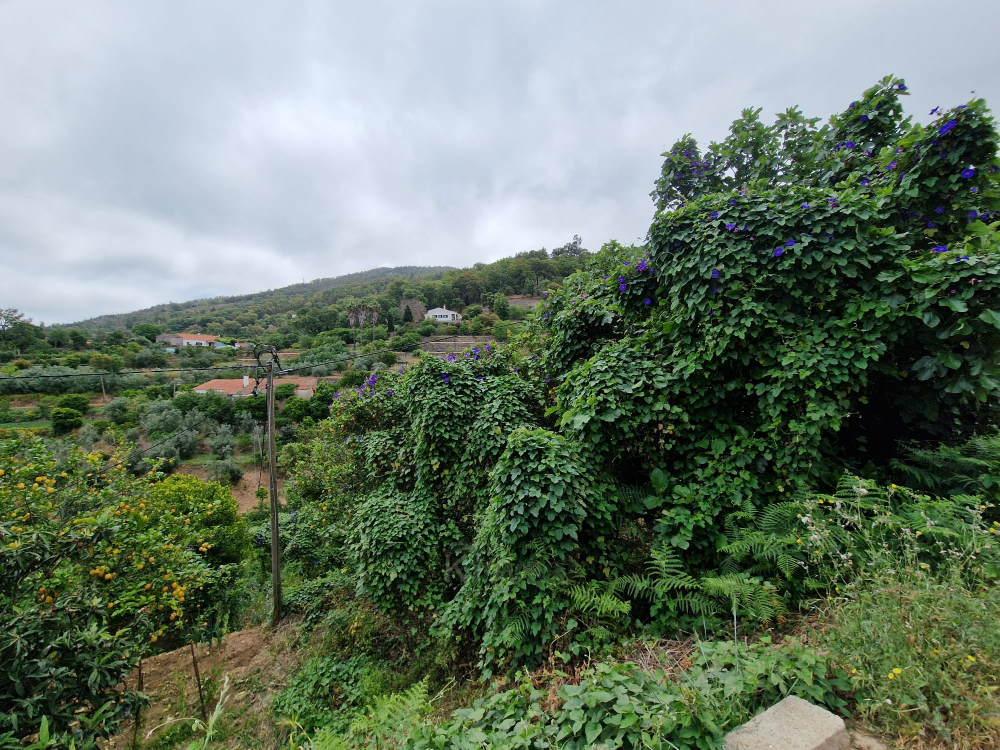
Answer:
[425,307,462,324]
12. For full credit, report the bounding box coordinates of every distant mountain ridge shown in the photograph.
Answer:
[66,265,456,330]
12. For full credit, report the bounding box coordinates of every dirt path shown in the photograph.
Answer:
[175,462,285,514]
[107,620,303,749]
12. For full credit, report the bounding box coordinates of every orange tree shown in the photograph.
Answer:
[0,436,247,748]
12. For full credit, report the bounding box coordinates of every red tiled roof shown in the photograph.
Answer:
[192,377,318,397]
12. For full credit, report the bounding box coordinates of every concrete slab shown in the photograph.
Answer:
[724,695,850,750]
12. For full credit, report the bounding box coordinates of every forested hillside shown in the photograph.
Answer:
[63,241,588,342]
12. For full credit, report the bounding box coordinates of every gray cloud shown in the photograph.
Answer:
[2,0,998,323]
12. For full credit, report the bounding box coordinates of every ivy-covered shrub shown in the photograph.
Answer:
[443,428,613,675]
[542,76,1000,563]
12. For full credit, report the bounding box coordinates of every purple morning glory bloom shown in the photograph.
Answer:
[774,247,784,257]
[643,298,652,306]
[545,376,550,382]
[969,210,978,219]
[929,107,939,115]
[961,168,975,178]
[441,373,450,382]
[861,114,869,121]
[619,283,627,292]
[801,203,811,210]
[785,239,795,247]
[845,141,855,149]
[623,260,631,265]
[861,178,869,186]
[897,83,906,91]
[637,259,647,271]
[927,222,937,228]
[725,223,736,230]
[932,246,948,253]
[971,187,978,193]
[710,211,719,219]
[849,102,856,109]
[936,206,945,214]
[886,161,897,170]
[711,269,720,279]
[729,198,738,206]
[939,120,957,135]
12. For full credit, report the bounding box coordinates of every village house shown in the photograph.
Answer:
[425,307,462,324]
[155,333,226,348]
[193,376,318,398]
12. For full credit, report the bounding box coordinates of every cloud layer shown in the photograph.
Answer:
[2,0,998,324]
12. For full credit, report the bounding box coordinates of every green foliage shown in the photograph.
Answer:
[817,567,1000,744]
[444,428,613,675]
[392,331,421,352]
[490,294,510,321]
[49,407,83,435]
[275,383,298,399]
[0,437,247,746]
[409,640,844,750]
[543,78,1000,570]
[56,394,90,414]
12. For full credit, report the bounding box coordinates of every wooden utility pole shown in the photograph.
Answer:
[265,359,282,627]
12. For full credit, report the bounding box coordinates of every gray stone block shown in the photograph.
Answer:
[724,695,850,750]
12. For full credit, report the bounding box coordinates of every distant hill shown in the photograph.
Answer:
[67,266,456,332]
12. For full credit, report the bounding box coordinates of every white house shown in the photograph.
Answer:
[155,333,221,348]
[425,307,462,325]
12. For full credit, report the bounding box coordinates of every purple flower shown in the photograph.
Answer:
[785,238,795,247]
[619,283,627,292]
[968,210,978,219]
[725,223,736,230]
[927,222,937,228]
[939,120,957,135]
[545,376,550,382]
[801,203,811,210]
[441,373,450,382]
[709,211,719,219]
[929,107,939,115]
[932,245,949,253]
[711,269,720,279]
[961,167,975,178]
[845,141,855,149]
[849,102,856,109]
[618,275,625,282]
[861,178,869,186]
[861,114,869,121]
[333,393,341,398]
[623,260,631,265]
[897,83,906,91]
[637,259,647,271]
[543,312,548,317]
[886,161,897,170]
[643,298,652,306]
[773,247,784,257]
[728,198,738,206]
[936,206,945,214]
[971,187,978,193]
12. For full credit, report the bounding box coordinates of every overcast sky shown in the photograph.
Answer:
[2,1,998,325]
